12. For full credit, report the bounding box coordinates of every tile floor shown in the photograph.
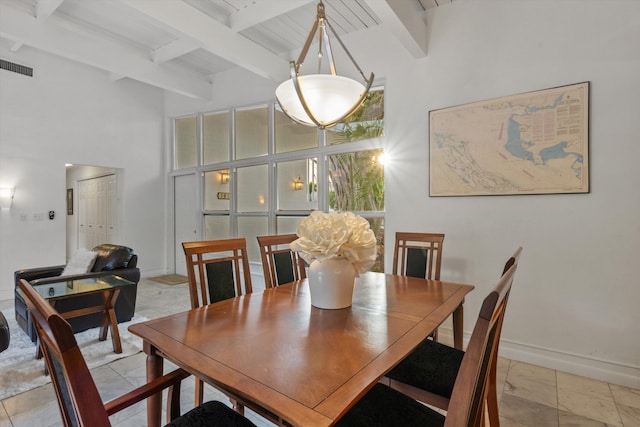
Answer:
[1,279,638,427]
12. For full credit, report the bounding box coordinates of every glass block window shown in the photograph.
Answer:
[175,116,197,169]
[274,106,318,153]
[237,216,269,262]
[204,169,231,211]
[276,158,318,211]
[235,106,268,159]
[204,215,230,240]
[237,164,269,212]
[172,88,385,270]
[326,89,384,146]
[203,111,229,165]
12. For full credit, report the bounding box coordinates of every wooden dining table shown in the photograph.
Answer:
[129,272,474,427]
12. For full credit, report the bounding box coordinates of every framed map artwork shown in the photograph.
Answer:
[429,82,589,196]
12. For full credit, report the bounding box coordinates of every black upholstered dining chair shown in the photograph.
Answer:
[182,238,253,308]
[392,232,445,279]
[393,232,445,340]
[256,234,306,288]
[380,247,523,426]
[17,279,255,427]
[336,255,520,426]
[182,238,253,410]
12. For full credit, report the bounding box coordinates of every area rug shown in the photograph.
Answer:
[0,308,147,401]
[148,274,188,285]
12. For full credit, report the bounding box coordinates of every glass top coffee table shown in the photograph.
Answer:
[26,275,134,356]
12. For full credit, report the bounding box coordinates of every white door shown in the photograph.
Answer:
[174,174,199,276]
[78,180,89,249]
[106,175,118,242]
[94,177,107,247]
[77,175,116,250]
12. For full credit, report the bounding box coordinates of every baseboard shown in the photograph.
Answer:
[140,268,171,278]
[499,338,640,389]
[438,325,639,389]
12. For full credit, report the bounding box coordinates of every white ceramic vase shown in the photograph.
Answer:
[308,258,356,309]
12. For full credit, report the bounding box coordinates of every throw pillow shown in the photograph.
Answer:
[62,249,98,276]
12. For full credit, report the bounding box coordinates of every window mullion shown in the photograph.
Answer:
[318,129,329,212]
[268,104,277,234]
[197,113,203,167]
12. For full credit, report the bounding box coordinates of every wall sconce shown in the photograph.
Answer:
[219,170,230,184]
[293,177,304,191]
[0,187,14,209]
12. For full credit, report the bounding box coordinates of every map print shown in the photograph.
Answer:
[429,82,589,196]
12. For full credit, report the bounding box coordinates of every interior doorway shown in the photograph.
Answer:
[66,165,122,259]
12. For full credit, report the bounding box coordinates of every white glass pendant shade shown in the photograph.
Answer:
[276,74,366,128]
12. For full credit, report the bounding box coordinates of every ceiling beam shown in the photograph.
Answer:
[362,0,428,58]
[10,42,23,52]
[0,6,212,99]
[35,0,64,21]
[229,0,314,32]
[118,0,289,81]
[152,38,200,64]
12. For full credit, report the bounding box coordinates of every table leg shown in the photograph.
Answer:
[35,336,42,359]
[146,344,163,427]
[99,293,110,342]
[103,289,122,353]
[452,300,464,350]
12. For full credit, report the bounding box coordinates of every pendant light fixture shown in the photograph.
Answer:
[275,1,374,129]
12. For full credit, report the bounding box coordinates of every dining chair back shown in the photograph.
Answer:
[257,234,306,288]
[17,279,255,427]
[393,232,445,280]
[182,238,253,309]
[382,247,522,426]
[485,246,522,426]
[182,238,256,412]
[336,260,519,427]
[502,246,522,276]
[393,232,445,340]
[446,259,518,426]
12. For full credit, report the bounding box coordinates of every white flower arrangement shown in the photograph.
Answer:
[290,211,377,276]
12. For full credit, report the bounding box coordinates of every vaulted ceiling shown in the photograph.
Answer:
[0,0,451,100]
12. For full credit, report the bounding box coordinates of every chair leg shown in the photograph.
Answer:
[486,363,500,427]
[195,378,204,406]
[195,377,245,419]
[452,303,465,350]
[232,399,245,416]
[167,381,183,423]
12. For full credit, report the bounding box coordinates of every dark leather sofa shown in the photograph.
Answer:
[0,311,9,352]
[14,244,140,342]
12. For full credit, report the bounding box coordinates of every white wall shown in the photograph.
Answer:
[377,1,639,387]
[0,45,168,300]
[164,1,640,388]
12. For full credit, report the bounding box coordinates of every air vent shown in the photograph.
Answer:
[0,59,33,77]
